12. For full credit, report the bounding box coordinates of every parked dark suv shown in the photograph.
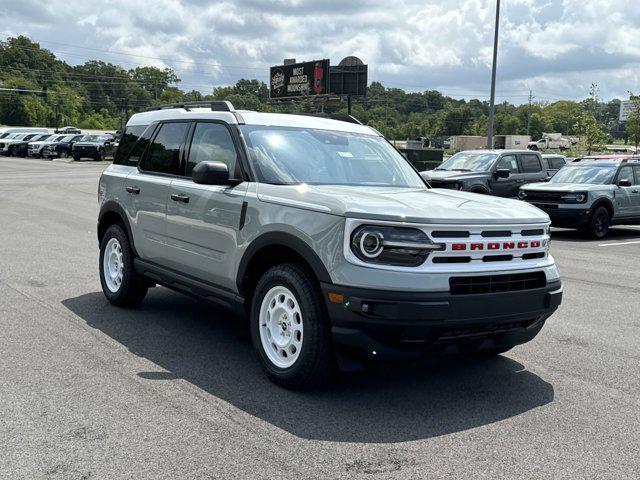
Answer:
[72,134,115,161]
[421,150,549,197]
[41,134,84,159]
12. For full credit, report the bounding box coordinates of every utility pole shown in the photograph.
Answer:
[527,90,534,136]
[487,0,500,149]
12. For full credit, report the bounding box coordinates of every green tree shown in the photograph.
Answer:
[575,112,609,154]
[626,94,640,150]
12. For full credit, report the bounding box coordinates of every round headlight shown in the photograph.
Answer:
[575,193,586,203]
[359,231,384,258]
[518,190,527,200]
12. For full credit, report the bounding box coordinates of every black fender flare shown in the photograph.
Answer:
[469,184,491,194]
[97,201,138,256]
[590,198,614,218]
[236,232,332,294]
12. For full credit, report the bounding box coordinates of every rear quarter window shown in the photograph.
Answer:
[521,154,543,173]
[114,125,150,166]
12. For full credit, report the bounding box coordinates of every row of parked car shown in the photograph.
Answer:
[421,149,640,238]
[0,127,116,160]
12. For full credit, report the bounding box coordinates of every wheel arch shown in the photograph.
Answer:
[591,198,614,218]
[97,201,138,256]
[237,232,332,300]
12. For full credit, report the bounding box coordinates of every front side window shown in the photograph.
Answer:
[550,165,616,184]
[141,122,189,174]
[240,125,424,187]
[520,154,542,173]
[617,166,636,185]
[496,155,519,173]
[186,123,237,176]
[437,152,498,172]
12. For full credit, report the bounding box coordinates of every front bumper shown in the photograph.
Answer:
[73,146,99,158]
[530,203,590,228]
[321,279,562,362]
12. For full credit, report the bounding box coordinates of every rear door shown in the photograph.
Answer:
[490,154,520,197]
[630,165,640,217]
[124,121,190,265]
[519,153,547,187]
[165,121,248,290]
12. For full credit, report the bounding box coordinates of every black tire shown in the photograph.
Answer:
[59,150,68,159]
[73,155,81,161]
[99,224,148,307]
[587,206,610,239]
[529,145,538,151]
[97,149,105,161]
[8,146,15,157]
[250,263,334,389]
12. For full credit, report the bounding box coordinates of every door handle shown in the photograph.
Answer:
[126,186,140,194]
[171,193,190,204]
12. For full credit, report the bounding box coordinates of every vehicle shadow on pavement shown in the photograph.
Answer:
[551,227,640,242]
[63,289,554,443]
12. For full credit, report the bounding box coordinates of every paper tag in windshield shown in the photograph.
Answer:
[337,151,353,158]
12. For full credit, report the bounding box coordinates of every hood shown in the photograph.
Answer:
[29,140,58,147]
[256,184,548,225]
[74,141,102,147]
[421,169,490,181]
[521,182,609,193]
[1,138,30,145]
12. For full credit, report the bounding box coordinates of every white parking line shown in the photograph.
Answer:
[598,240,640,247]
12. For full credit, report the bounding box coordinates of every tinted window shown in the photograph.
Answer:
[186,123,237,176]
[114,125,148,165]
[521,154,542,173]
[496,155,519,173]
[141,122,189,174]
[617,166,635,185]
[634,166,640,185]
[547,157,566,169]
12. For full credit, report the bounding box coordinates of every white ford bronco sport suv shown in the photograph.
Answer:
[97,101,562,388]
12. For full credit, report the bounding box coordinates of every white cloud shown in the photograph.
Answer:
[1,0,639,102]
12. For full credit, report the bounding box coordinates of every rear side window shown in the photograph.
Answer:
[186,123,237,176]
[140,122,189,175]
[496,155,519,173]
[547,157,566,170]
[520,154,542,173]
[114,125,148,165]
[634,166,640,185]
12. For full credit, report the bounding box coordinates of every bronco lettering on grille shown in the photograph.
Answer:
[451,241,541,251]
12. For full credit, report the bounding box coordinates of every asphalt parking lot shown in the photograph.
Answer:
[1,156,639,479]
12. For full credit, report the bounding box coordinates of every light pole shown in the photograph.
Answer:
[487,0,500,149]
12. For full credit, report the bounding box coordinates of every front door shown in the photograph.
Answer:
[165,122,248,291]
[490,154,520,197]
[614,165,638,218]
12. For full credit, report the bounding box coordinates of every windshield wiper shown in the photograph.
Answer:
[448,168,472,172]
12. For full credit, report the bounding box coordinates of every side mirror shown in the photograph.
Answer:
[544,176,551,182]
[494,168,510,179]
[192,161,240,186]
[618,179,632,187]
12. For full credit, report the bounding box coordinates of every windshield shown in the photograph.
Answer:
[240,125,425,188]
[81,135,110,142]
[34,134,51,141]
[61,135,76,142]
[550,165,617,184]
[437,152,498,172]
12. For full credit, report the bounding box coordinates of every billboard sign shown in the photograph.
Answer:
[270,60,330,99]
[619,100,638,122]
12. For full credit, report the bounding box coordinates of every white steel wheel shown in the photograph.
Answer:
[259,286,304,368]
[103,238,124,293]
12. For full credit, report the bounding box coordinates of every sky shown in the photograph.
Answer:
[1,0,639,104]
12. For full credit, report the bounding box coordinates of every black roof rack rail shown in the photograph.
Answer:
[144,100,235,112]
[300,112,363,125]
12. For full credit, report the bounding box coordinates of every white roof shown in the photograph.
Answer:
[127,107,379,136]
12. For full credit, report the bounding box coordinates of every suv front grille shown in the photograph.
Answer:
[524,191,564,203]
[449,271,546,295]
